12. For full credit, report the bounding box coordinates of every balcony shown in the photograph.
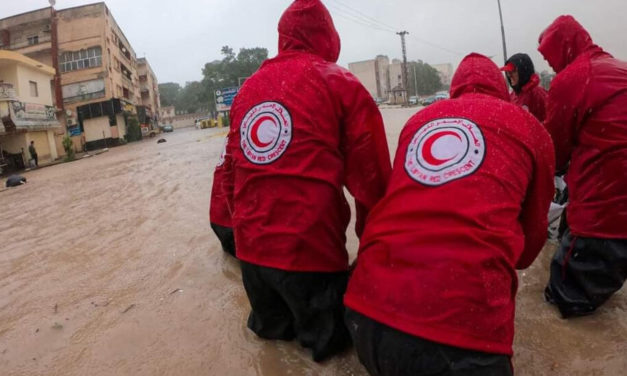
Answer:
[1,100,59,133]
[1,36,52,55]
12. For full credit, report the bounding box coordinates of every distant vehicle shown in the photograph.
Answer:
[421,96,437,106]
[141,126,161,138]
[163,125,174,132]
[435,93,450,101]
[409,96,419,105]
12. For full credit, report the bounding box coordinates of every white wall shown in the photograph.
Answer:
[84,116,111,142]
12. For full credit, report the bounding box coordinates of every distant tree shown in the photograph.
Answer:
[176,81,208,114]
[159,46,268,114]
[202,46,268,111]
[407,60,443,96]
[539,70,555,90]
[158,82,182,107]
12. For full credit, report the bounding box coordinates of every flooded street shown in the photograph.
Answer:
[1,108,625,376]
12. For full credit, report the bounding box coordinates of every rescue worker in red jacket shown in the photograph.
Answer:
[539,15,627,318]
[210,135,235,257]
[210,0,392,361]
[343,53,555,376]
[501,53,548,122]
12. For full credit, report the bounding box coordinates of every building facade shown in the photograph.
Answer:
[430,63,454,87]
[1,50,60,171]
[0,2,161,154]
[137,57,160,130]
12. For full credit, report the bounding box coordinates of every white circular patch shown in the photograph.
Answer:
[216,136,228,167]
[240,102,292,164]
[405,118,485,186]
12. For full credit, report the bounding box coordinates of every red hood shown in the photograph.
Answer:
[278,0,341,63]
[521,73,540,93]
[538,15,601,73]
[450,53,509,101]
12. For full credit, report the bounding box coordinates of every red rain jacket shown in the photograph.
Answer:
[511,74,548,122]
[344,53,555,356]
[539,15,627,239]
[210,0,391,271]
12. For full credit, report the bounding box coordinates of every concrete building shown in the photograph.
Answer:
[430,63,454,87]
[348,55,391,102]
[0,50,60,171]
[137,57,160,130]
[0,2,159,152]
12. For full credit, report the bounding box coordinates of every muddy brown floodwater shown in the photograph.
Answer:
[1,108,625,376]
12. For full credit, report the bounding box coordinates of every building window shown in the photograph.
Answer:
[59,46,102,73]
[27,35,39,45]
[29,81,38,97]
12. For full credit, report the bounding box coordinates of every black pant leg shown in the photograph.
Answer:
[240,261,295,340]
[280,270,351,362]
[210,223,235,257]
[546,229,627,318]
[345,309,511,376]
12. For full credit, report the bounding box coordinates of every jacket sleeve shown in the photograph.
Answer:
[209,135,233,228]
[543,68,588,171]
[531,87,548,123]
[336,74,392,237]
[516,122,556,269]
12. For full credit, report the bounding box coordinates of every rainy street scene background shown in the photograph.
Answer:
[1,0,626,375]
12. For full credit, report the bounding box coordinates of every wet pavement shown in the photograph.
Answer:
[0,108,625,375]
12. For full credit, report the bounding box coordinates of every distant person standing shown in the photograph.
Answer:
[539,15,627,318]
[501,53,548,121]
[28,141,38,167]
[210,0,391,361]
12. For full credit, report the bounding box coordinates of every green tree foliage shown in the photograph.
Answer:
[407,60,443,96]
[62,135,75,161]
[158,82,182,107]
[125,117,142,142]
[158,46,268,114]
[201,46,268,112]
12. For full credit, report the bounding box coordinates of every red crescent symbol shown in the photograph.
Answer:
[250,116,276,148]
[422,131,462,166]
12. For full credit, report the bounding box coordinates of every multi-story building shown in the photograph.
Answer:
[0,2,160,153]
[430,63,454,87]
[348,55,391,102]
[1,50,60,171]
[137,57,160,130]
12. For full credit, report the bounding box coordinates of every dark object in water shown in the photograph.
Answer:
[6,175,27,187]
[157,139,167,144]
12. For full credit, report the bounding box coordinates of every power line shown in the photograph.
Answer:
[326,0,464,57]
[326,4,396,33]
[328,0,396,31]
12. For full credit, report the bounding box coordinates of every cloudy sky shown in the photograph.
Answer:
[4,0,627,85]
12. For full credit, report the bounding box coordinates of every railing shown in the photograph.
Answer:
[0,36,52,51]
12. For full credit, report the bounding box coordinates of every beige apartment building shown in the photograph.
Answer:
[349,56,451,103]
[0,50,60,171]
[137,57,160,129]
[0,2,160,154]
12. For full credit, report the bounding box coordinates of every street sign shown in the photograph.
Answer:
[215,87,239,112]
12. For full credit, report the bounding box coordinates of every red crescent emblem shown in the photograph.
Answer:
[422,131,462,166]
[250,116,276,148]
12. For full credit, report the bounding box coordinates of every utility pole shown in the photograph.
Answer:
[397,31,409,105]
[497,0,508,64]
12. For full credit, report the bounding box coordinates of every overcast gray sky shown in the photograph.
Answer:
[3,0,627,85]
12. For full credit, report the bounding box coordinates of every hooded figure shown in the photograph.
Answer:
[501,53,548,121]
[209,0,391,361]
[538,15,627,318]
[343,53,554,376]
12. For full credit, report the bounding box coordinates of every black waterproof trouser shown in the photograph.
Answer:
[240,261,350,362]
[210,223,235,257]
[345,309,513,376]
[545,228,627,318]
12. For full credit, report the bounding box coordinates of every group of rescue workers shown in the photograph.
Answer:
[209,1,627,375]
